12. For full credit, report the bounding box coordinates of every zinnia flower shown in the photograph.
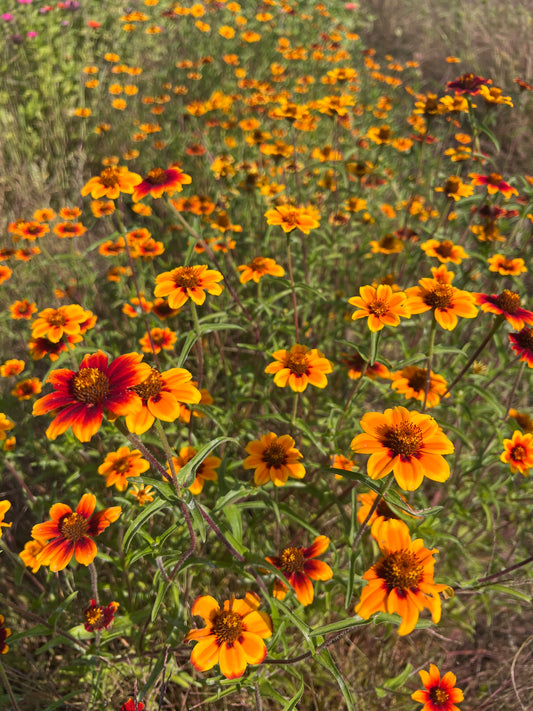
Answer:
[357,490,400,538]
[31,304,93,343]
[446,73,490,95]
[487,254,527,276]
[11,377,42,400]
[33,351,148,442]
[469,172,518,198]
[265,535,333,605]
[19,537,47,573]
[120,699,144,711]
[125,366,201,434]
[154,265,224,309]
[421,239,469,264]
[243,433,305,486]
[138,327,177,353]
[355,519,448,635]
[0,615,11,654]
[10,299,37,319]
[406,270,478,330]
[411,664,464,711]
[132,167,192,202]
[238,256,285,283]
[98,446,150,491]
[0,414,15,440]
[500,430,533,476]
[475,290,533,330]
[390,366,448,409]
[348,284,410,332]
[0,359,25,377]
[341,352,390,380]
[264,204,320,234]
[351,406,454,491]
[32,493,121,572]
[185,592,273,679]
[509,327,533,367]
[265,344,333,392]
[0,500,12,537]
[434,177,474,201]
[84,599,119,632]
[81,166,142,199]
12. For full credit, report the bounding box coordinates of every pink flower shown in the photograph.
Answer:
[27,31,38,38]
[2,13,14,20]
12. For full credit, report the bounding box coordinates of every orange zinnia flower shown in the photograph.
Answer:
[351,406,454,491]
[412,664,464,711]
[132,167,192,201]
[434,177,473,201]
[238,256,285,283]
[32,493,121,572]
[11,377,42,401]
[185,592,273,679]
[264,204,320,234]
[81,166,142,199]
[406,269,478,330]
[0,500,12,537]
[509,327,533,367]
[33,351,148,442]
[341,352,390,380]
[138,327,177,353]
[500,430,533,476]
[487,254,527,276]
[0,615,11,654]
[421,239,469,264]
[265,535,333,605]
[390,366,448,409]
[355,519,448,635]
[54,222,87,238]
[166,445,220,494]
[357,490,401,539]
[0,414,15,440]
[19,537,47,573]
[0,359,25,377]
[243,433,305,486]
[349,284,410,332]
[0,266,12,284]
[28,334,81,362]
[98,446,150,491]
[469,172,518,197]
[10,299,37,320]
[154,265,224,309]
[32,304,93,344]
[475,290,533,330]
[265,344,333,392]
[125,366,201,434]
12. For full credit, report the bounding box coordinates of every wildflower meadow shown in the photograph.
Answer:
[1,1,532,709]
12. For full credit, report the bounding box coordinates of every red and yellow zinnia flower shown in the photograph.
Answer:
[0,500,12,538]
[411,664,464,711]
[500,430,533,476]
[265,344,333,392]
[509,327,533,367]
[355,519,448,635]
[98,446,150,491]
[348,285,410,332]
[154,265,224,309]
[185,592,273,679]
[351,406,454,491]
[33,351,148,442]
[84,600,119,632]
[475,290,533,330]
[125,366,201,434]
[132,167,192,202]
[265,535,333,605]
[32,493,121,572]
[421,239,469,264]
[243,433,305,486]
[469,172,518,198]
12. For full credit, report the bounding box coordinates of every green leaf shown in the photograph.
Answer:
[270,598,314,650]
[370,329,382,366]
[310,615,369,637]
[174,436,237,488]
[281,674,304,710]
[316,648,355,710]
[123,498,170,553]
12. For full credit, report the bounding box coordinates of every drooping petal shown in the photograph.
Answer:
[218,641,247,679]
[290,571,314,605]
[74,536,97,566]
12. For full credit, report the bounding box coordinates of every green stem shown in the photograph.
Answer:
[503,360,526,420]
[154,420,180,494]
[422,317,438,412]
[285,232,300,341]
[190,301,203,390]
[291,392,299,427]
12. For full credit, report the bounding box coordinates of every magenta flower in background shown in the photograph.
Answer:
[2,13,14,20]
[27,31,38,38]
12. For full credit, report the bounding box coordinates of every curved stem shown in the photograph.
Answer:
[197,504,245,562]
[168,502,196,582]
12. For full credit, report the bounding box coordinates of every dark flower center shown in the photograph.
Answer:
[368,298,389,317]
[99,167,120,187]
[429,687,449,704]
[212,610,243,644]
[511,445,526,463]
[487,172,502,184]
[379,235,400,250]
[145,168,167,185]
[262,442,288,468]
[72,368,110,404]
[60,512,89,541]
[513,328,533,350]
[286,351,310,375]
[375,549,424,591]
[173,266,202,288]
[280,546,305,573]
[60,223,76,234]
[403,366,428,391]
[249,257,268,271]
[376,499,398,519]
[47,311,67,326]
[435,240,454,257]
[444,177,461,195]
[381,420,424,458]
[425,284,454,309]
[113,457,132,474]
[495,290,520,314]
[133,369,163,400]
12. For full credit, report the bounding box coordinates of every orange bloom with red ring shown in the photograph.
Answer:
[238,256,285,283]
[0,266,12,284]
[349,284,410,332]
[509,327,533,367]
[406,271,478,330]
[54,222,87,238]
[500,430,533,476]
[33,351,148,442]
[11,378,42,401]
[355,519,448,635]
[264,204,320,234]
[139,327,177,353]
[351,406,454,491]
[265,535,333,606]
[154,265,224,309]
[84,599,119,632]
[243,432,305,486]
[390,366,448,409]
[469,172,518,197]
[412,663,464,711]
[265,344,333,392]
[132,167,192,202]
[475,290,533,330]
[98,446,150,491]
[81,166,142,199]
[28,334,81,362]
[10,300,37,320]
[166,445,220,494]
[125,366,201,435]
[32,304,93,344]
[32,493,121,572]
[341,352,390,380]
[0,359,25,377]
[421,239,469,264]
[185,592,273,679]
[487,254,527,276]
